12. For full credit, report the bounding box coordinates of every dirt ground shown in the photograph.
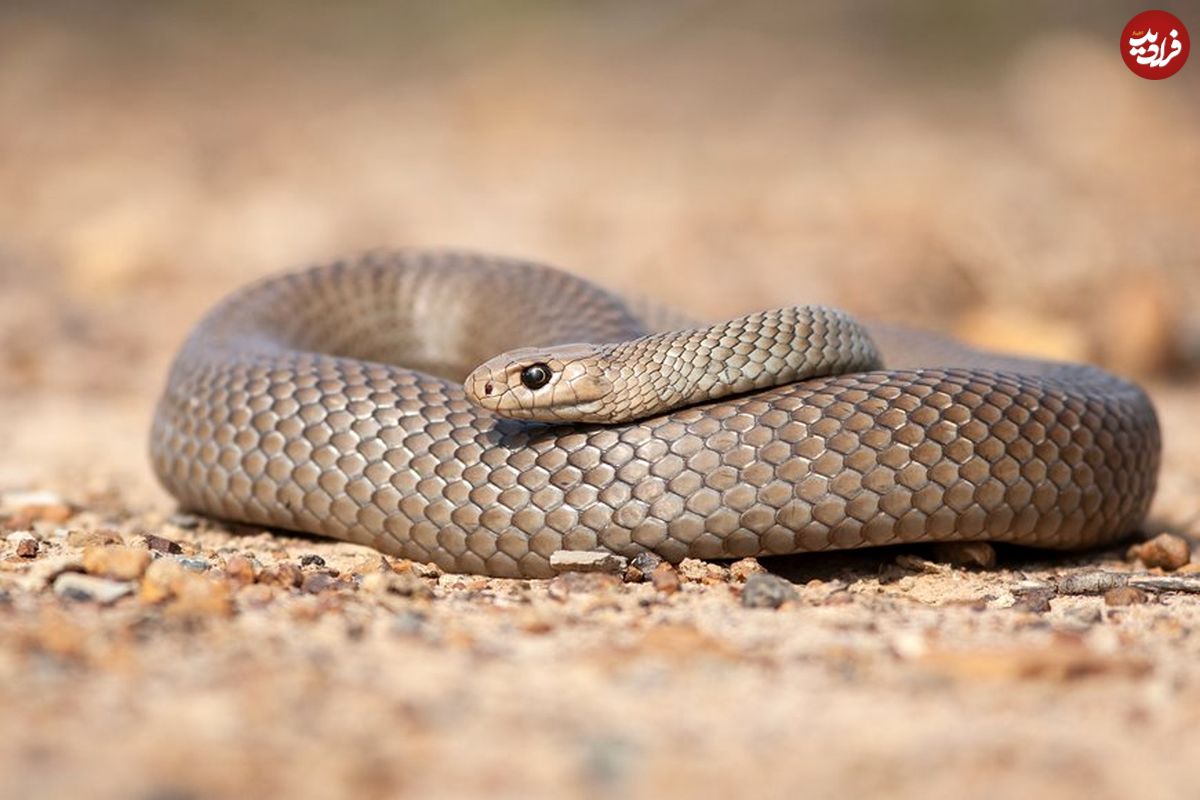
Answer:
[1,4,1199,799]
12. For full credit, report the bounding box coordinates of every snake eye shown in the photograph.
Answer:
[520,363,552,390]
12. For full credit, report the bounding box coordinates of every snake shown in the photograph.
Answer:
[150,250,1161,578]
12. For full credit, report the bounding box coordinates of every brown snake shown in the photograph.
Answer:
[150,251,1160,577]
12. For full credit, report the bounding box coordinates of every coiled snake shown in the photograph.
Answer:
[150,251,1160,577]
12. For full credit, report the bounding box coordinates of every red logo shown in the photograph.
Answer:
[1122,10,1190,79]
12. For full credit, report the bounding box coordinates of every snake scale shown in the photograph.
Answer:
[150,251,1160,577]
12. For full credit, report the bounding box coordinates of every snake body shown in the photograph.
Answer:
[150,251,1160,577]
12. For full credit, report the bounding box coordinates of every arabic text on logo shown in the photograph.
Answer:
[1122,10,1190,79]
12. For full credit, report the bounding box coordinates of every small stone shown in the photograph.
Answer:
[678,558,728,584]
[83,545,151,581]
[623,551,663,583]
[144,534,184,555]
[1127,533,1191,571]
[299,554,327,568]
[650,562,681,594]
[223,555,257,585]
[140,558,188,604]
[1013,587,1056,613]
[178,557,210,572]
[359,571,432,598]
[550,550,628,575]
[728,558,767,582]
[168,574,233,618]
[301,573,338,594]
[1057,571,1128,595]
[53,573,133,604]
[261,563,304,589]
[141,559,233,616]
[403,561,442,579]
[353,554,392,575]
[22,555,85,590]
[66,528,122,548]
[740,574,798,609]
[13,534,38,558]
[1104,586,1149,606]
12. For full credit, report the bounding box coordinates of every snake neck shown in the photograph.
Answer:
[593,306,883,422]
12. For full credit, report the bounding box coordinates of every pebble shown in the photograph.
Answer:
[650,562,681,595]
[66,528,122,548]
[740,574,798,609]
[623,552,663,583]
[359,571,433,598]
[550,550,628,575]
[402,561,443,579]
[144,534,184,555]
[300,573,338,594]
[678,558,728,584]
[139,557,188,603]
[53,573,133,604]
[1104,586,1149,606]
[168,573,233,618]
[141,556,233,616]
[10,532,39,558]
[82,545,151,581]
[1127,533,1191,571]
[22,555,85,590]
[223,554,258,584]
[178,557,210,572]
[1013,587,1056,613]
[261,563,304,589]
[299,554,327,568]
[728,558,767,582]
[1057,571,1128,596]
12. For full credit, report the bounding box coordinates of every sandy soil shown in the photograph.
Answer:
[1,4,1199,799]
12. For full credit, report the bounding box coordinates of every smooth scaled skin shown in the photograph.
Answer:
[150,250,1161,578]
[463,306,882,424]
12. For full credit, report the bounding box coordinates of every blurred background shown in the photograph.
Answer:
[1,0,1197,499]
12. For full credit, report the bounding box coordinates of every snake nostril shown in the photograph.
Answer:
[484,382,493,396]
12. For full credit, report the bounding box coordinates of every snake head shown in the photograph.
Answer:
[464,344,615,422]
